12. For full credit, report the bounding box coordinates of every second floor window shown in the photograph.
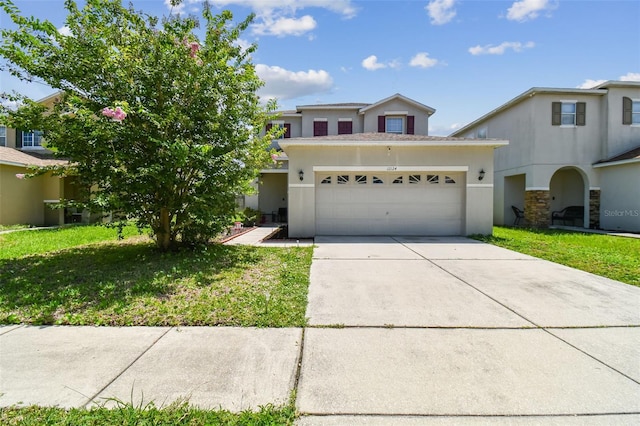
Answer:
[622,97,640,125]
[313,120,328,137]
[266,123,291,139]
[0,126,6,146]
[386,117,403,134]
[552,101,586,126]
[22,130,43,148]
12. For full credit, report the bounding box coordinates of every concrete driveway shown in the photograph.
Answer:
[297,236,640,424]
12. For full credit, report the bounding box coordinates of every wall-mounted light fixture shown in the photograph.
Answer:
[478,169,486,181]
[298,170,304,181]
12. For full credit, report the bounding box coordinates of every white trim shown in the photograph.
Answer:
[384,111,409,116]
[560,99,577,103]
[280,140,509,148]
[525,187,550,191]
[260,169,288,174]
[466,184,493,188]
[338,118,353,122]
[0,160,26,167]
[313,118,328,122]
[270,120,284,125]
[289,183,315,188]
[314,166,469,172]
[590,187,601,190]
[593,158,640,168]
[43,199,60,203]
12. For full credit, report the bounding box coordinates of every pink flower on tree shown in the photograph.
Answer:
[188,41,200,58]
[102,106,127,122]
[15,173,25,179]
[271,153,279,163]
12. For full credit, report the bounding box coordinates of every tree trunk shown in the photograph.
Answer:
[156,207,172,250]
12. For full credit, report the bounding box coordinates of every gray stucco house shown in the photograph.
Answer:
[450,81,640,233]
[245,94,508,238]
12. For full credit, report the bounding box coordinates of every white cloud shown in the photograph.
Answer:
[577,72,640,89]
[576,79,607,89]
[468,41,535,55]
[207,1,356,37]
[208,0,357,18]
[361,55,387,71]
[255,64,333,101]
[425,0,456,25]
[409,52,440,68]
[620,72,640,82]
[164,0,200,15]
[506,0,556,22]
[252,15,316,37]
[58,26,72,37]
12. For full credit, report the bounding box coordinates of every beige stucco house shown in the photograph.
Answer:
[0,92,90,226]
[247,94,508,238]
[0,128,75,226]
[450,81,640,233]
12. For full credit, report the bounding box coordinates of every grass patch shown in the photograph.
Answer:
[0,224,32,232]
[473,227,640,287]
[0,400,296,425]
[0,232,313,326]
[0,224,142,260]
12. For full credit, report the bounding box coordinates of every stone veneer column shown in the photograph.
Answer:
[589,189,601,229]
[524,190,551,228]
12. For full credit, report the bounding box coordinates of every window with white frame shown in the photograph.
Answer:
[476,127,488,139]
[552,101,585,126]
[22,130,43,148]
[623,97,640,125]
[561,103,576,125]
[0,126,6,146]
[386,117,403,134]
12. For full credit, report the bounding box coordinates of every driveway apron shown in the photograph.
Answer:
[297,236,640,424]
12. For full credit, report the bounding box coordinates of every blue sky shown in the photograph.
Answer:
[1,0,639,135]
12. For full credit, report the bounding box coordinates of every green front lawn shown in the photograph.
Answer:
[0,226,313,327]
[0,224,142,260]
[473,227,640,287]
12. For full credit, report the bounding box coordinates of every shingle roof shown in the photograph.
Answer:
[296,102,370,109]
[594,146,640,165]
[285,132,484,142]
[0,146,68,168]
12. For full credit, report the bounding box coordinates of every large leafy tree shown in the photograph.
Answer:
[0,0,277,250]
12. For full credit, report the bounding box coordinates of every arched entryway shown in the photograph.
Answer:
[549,167,587,227]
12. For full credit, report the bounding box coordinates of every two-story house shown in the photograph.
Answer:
[450,81,640,233]
[0,93,84,227]
[249,93,508,238]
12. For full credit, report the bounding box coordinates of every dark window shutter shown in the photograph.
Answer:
[266,123,273,133]
[313,121,327,137]
[576,102,586,126]
[623,96,633,125]
[378,115,385,132]
[407,115,415,134]
[16,130,22,148]
[551,102,561,126]
[284,123,291,138]
[338,121,352,135]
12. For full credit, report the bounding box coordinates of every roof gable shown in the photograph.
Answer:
[358,93,435,115]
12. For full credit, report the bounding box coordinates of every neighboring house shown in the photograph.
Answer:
[0,92,90,227]
[0,129,75,226]
[248,93,508,238]
[450,81,640,233]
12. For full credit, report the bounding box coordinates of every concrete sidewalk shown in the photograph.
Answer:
[1,236,639,425]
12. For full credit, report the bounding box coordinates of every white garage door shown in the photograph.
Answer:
[315,172,464,236]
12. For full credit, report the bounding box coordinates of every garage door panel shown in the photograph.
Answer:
[315,172,464,236]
